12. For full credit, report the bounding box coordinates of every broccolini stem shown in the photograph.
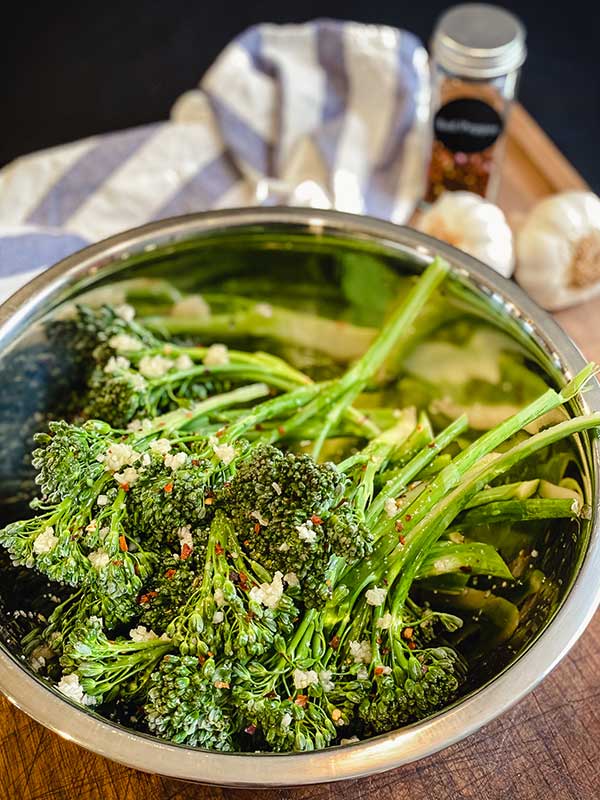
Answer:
[136,382,271,439]
[366,414,468,526]
[288,259,451,458]
[388,411,600,615]
[380,363,598,551]
[458,497,580,526]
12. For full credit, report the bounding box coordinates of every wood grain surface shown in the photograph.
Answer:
[1,105,598,800]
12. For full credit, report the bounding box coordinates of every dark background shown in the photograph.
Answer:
[3,1,600,190]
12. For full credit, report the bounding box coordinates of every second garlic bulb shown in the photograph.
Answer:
[417,191,515,278]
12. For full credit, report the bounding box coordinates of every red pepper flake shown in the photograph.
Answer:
[311,515,323,526]
[403,627,414,640]
[191,459,200,467]
[254,523,261,534]
[428,442,437,449]
[185,411,194,419]
[245,610,255,621]
[381,646,390,655]
[165,568,177,580]
[120,483,130,492]
[374,665,385,676]
[197,655,206,665]
[214,680,230,689]
[395,521,404,532]
[215,543,225,556]
[407,641,417,651]
[376,637,382,645]
[398,535,406,546]
[295,694,308,708]
[204,497,214,505]
[164,483,174,493]
[138,590,158,605]
[244,724,257,736]
[277,425,286,436]
[113,559,123,567]
[243,539,250,547]
[181,543,193,560]
[405,514,412,521]
[119,535,128,552]
[329,635,341,650]
[239,572,249,591]
[216,428,226,438]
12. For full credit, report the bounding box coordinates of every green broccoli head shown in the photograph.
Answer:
[126,454,215,554]
[224,445,372,607]
[32,420,111,502]
[60,615,172,704]
[358,645,465,735]
[137,554,201,633]
[144,654,237,750]
[83,366,150,428]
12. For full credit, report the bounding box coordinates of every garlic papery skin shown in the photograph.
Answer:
[416,191,515,278]
[515,191,600,310]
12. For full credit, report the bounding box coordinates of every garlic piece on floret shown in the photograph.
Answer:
[204,343,229,367]
[417,191,514,277]
[516,191,600,310]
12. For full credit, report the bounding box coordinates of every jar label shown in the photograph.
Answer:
[433,98,503,153]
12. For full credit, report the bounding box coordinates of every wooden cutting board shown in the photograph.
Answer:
[2,104,599,800]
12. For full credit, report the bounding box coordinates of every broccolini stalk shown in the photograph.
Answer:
[279,258,450,458]
[142,293,376,362]
[328,367,598,632]
[85,341,313,427]
[457,497,580,527]
[74,302,378,436]
[386,411,600,618]
[366,414,469,526]
[464,479,540,508]
[414,541,513,581]
[381,363,598,541]
[167,513,297,659]
[60,616,173,703]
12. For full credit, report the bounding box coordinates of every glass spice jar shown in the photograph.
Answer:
[425,3,527,204]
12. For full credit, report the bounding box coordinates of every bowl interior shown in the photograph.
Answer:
[0,213,596,782]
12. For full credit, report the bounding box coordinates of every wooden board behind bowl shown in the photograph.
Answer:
[1,105,600,800]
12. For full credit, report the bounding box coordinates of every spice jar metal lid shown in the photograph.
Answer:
[432,3,527,79]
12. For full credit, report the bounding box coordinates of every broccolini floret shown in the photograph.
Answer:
[144,655,237,750]
[60,615,172,703]
[167,513,297,660]
[224,445,371,607]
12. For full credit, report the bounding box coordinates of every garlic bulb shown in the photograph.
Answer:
[416,191,514,277]
[515,191,600,310]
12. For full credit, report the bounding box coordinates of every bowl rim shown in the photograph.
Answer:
[0,206,599,787]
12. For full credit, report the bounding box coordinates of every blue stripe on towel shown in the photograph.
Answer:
[26,124,159,228]
[364,32,420,220]
[153,152,242,219]
[0,231,89,276]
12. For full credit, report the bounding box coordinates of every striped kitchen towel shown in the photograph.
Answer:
[0,19,430,303]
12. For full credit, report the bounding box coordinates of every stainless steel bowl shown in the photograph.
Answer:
[0,207,598,786]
